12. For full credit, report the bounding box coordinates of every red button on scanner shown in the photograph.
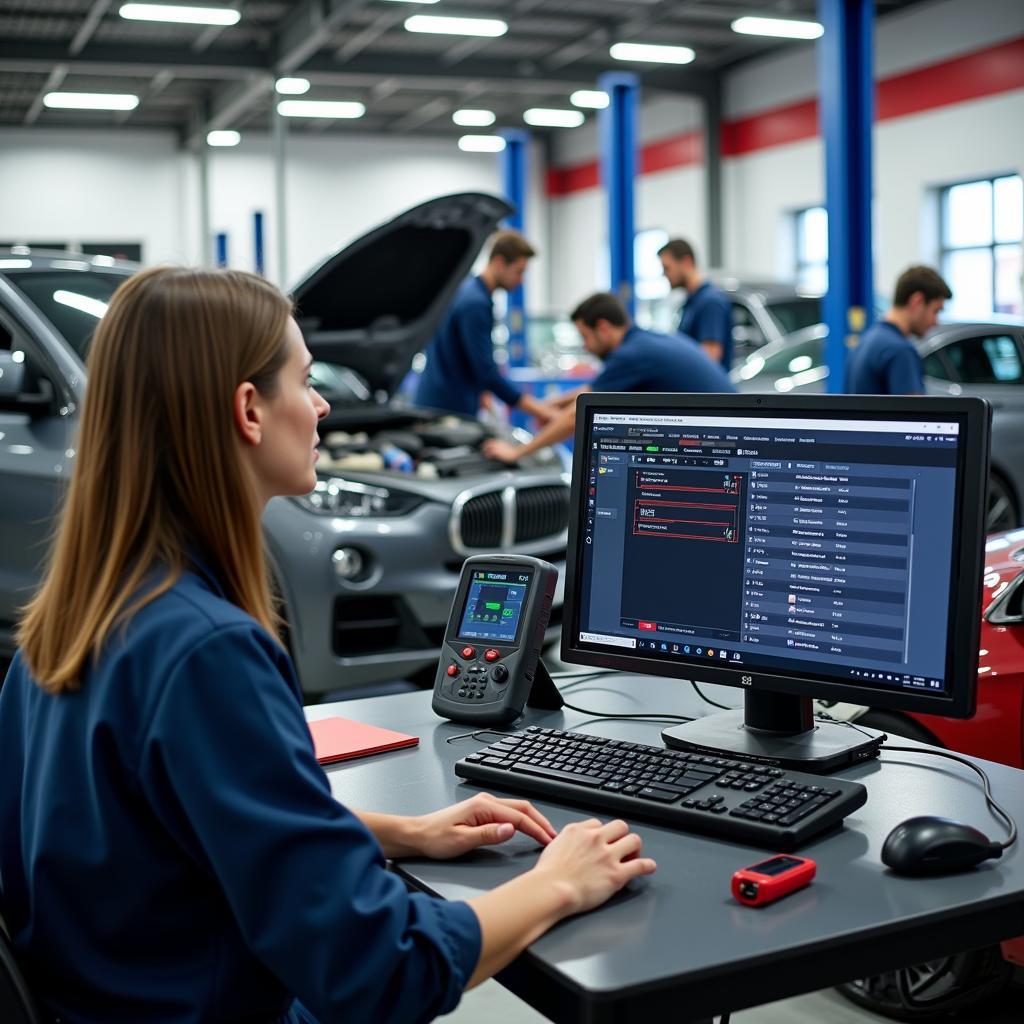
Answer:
[638,621,657,631]
[461,646,476,659]
[484,649,500,662]
[447,665,459,677]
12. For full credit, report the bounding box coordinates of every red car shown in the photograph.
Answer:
[839,527,1024,1020]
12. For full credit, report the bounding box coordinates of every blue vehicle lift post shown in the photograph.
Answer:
[253,210,266,276]
[598,72,639,318]
[215,232,228,268]
[817,0,875,393]
[499,128,530,370]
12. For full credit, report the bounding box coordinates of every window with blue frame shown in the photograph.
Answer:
[940,175,1023,319]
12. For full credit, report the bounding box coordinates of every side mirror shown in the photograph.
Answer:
[0,350,26,398]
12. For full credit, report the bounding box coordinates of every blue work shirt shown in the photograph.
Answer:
[415,275,522,415]
[0,567,480,1024]
[592,325,736,394]
[678,281,734,369]
[845,320,924,394]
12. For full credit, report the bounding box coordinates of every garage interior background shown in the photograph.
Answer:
[0,0,1021,322]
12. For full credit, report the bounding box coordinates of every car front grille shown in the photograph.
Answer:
[515,485,570,543]
[452,482,570,554]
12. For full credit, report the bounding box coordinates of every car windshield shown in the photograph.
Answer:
[7,269,129,360]
[764,297,822,335]
[738,337,824,380]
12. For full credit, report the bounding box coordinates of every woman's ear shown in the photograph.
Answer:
[233,381,263,447]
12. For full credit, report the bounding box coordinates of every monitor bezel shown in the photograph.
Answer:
[560,392,991,720]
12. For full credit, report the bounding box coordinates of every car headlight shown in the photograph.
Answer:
[292,477,424,517]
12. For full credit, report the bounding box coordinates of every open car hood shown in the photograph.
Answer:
[292,192,513,397]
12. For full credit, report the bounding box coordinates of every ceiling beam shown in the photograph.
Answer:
[116,67,175,124]
[192,0,245,54]
[69,0,112,57]
[24,65,68,125]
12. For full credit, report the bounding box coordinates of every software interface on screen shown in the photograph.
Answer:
[457,568,532,644]
[575,411,962,697]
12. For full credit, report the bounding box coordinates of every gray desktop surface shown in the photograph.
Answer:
[307,676,1024,1023]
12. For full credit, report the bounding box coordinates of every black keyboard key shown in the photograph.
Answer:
[638,787,681,803]
[511,763,607,787]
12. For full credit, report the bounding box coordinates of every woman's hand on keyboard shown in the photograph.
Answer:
[533,818,657,915]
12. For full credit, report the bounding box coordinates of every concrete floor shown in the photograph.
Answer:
[446,976,1022,1022]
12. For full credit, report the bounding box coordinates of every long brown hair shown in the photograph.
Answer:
[18,266,292,693]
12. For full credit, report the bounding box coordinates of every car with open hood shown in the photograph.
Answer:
[0,193,570,698]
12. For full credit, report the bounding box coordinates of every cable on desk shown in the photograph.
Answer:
[445,728,521,745]
[881,744,1018,850]
[559,697,694,724]
[690,681,736,711]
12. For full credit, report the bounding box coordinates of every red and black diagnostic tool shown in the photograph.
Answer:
[731,855,816,907]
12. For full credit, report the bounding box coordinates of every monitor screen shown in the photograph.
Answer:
[457,567,533,644]
[563,394,990,720]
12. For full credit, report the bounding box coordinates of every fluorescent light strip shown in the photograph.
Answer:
[732,16,823,40]
[276,100,365,119]
[0,259,32,270]
[382,0,440,3]
[404,14,507,36]
[119,3,240,25]
[523,107,584,128]
[43,92,139,110]
[275,77,310,95]
[609,41,695,64]
[453,108,496,127]
[207,130,240,146]
[570,89,609,109]
[458,135,505,152]
[53,290,109,319]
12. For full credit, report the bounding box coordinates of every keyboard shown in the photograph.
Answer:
[455,726,868,850]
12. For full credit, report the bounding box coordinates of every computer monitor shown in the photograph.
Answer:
[561,393,992,773]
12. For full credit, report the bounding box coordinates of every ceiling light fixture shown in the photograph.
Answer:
[453,108,496,127]
[276,99,366,119]
[382,0,441,4]
[731,16,823,39]
[404,14,507,37]
[207,129,241,146]
[523,108,585,128]
[43,92,140,110]
[119,3,241,25]
[570,90,609,109]
[275,77,310,95]
[609,42,695,64]
[458,135,506,152]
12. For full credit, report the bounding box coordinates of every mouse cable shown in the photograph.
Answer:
[882,744,1018,851]
[558,697,695,725]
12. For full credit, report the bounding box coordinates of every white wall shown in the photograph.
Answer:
[0,125,550,312]
[720,0,1024,293]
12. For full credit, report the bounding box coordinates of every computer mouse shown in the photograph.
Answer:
[882,815,1003,875]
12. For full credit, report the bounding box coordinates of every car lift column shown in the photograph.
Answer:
[272,99,289,288]
[817,0,875,393]
[599,72,639,318]
[499,128,530,370]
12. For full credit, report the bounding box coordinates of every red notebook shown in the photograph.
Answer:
[308,716,419,764]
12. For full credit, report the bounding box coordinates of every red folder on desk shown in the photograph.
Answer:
[308,716,419,764]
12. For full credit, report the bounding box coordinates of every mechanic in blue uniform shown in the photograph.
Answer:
[659,237,734,369]
[415,230,554,422]
[0,267,655,1024]
[845,265,951,394]
[483,291,735,464]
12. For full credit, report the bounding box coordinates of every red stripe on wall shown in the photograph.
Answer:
[549,35,1024,192]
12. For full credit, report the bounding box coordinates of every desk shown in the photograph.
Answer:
[307,676,1024,1023]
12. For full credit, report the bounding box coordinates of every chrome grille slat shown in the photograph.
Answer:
[451,480,570,555]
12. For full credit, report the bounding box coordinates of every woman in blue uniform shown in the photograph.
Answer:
[0,267,655,1024]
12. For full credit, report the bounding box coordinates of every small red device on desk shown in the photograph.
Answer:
[732,855,816,906]
[308,716,418,764]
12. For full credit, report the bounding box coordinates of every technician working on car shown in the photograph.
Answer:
[845,264,952,395]
[415,230,555,422]
[0,267,655,1024]
[484,291,735,464]
[658,237,734,369]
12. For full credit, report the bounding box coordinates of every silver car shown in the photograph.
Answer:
[731,319,1024,531]
[0,193,570,698]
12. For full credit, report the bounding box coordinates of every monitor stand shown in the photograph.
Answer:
[661,689,884,775]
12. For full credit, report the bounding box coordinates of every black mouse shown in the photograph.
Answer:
[882,815,1003,875]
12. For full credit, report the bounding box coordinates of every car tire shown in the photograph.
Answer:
[836,947,1012,1021]
[987,470,1021,533]
[836,712,1012,1020]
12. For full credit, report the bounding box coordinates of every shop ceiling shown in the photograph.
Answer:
[0,0,927,147]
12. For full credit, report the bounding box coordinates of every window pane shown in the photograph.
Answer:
[994,175,1023,244]
[944,180,994,248]
[796,263,828,292]
[995,244,1023,316]
[981,335,1022,381]
[798,207,828,264]
[922,352,950,381]
[944,248,994,319]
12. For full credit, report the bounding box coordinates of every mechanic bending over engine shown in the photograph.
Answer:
[484,291,736,465]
